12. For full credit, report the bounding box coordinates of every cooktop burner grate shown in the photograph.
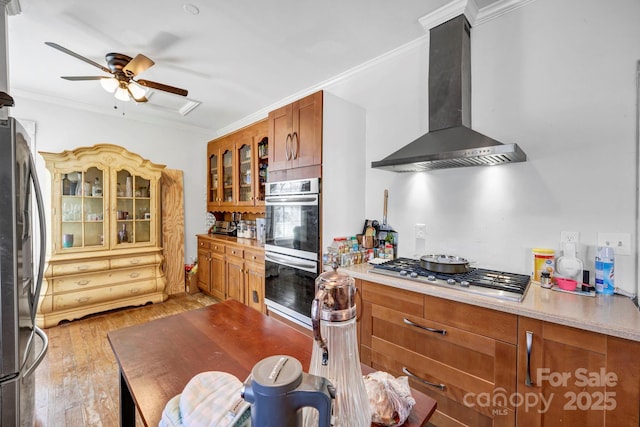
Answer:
[371,257,531,301]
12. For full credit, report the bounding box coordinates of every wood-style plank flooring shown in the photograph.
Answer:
[34,292,218,427]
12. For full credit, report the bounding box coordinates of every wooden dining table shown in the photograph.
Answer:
[108,299,436,426]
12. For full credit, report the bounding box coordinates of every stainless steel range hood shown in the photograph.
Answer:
[372,15,526,172]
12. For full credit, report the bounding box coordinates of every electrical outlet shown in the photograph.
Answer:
[597,232,631,256]
[415,223,426,240]
[560,231,580,245]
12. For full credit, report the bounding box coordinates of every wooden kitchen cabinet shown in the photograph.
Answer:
[197,237,225,300]
[37,144,167,328]
[517,317,640,426]
[206,119,268,213]
[244,248,266,313]
[197,235,265,313]
[225,244,245,303]
[268,90,322,181]
[359,279,518,426]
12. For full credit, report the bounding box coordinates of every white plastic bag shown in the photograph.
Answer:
[364,371,416,426]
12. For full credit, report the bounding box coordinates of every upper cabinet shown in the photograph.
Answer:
[42,144,164,255]
[207,119,268,213]
[268,90,323,181]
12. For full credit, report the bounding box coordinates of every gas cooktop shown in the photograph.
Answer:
[370,257,531,302]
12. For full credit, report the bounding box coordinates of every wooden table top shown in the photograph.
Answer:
[108,299,436,426]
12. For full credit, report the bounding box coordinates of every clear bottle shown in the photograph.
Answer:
[595,246,615,294]
[118,224,128,243]
[91,177,102,197]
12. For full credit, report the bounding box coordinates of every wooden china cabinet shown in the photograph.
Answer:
[207,119,268,213]
[37,144,167,328]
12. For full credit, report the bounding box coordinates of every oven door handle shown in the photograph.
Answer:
[265,252,318,274]
[265,195,319,206]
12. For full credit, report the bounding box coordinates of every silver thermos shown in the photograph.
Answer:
[241,355,335,427]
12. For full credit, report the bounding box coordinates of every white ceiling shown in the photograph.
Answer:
[7,0,501,134]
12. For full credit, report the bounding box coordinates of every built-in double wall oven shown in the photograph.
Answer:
[264,178,320,329]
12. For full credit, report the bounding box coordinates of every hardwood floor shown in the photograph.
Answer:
[34,292,219,427]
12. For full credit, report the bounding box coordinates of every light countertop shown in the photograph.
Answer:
[341,262,640,343]
[197,233,264,249]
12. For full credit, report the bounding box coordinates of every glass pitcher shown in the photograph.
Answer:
[304,264,370,427]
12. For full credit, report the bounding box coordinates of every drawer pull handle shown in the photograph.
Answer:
[129,260,140,265]
[402,367,446,391]
[403,318,447,335]
[77,297,90,303]
[77,266,89,271]
[129,272,140,278]
[130,288,140,294]
[525,330,534,387]
[76,280,90,286]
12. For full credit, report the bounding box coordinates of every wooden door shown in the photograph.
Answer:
[197,247,211,293]
[291,91,322,169]
[245,260,265,313]
[517,317,608,426]
[207,144,221,208]
[267,103,293,173]
[210,252,225,300]
[236,140,254,206]
[226,256,244,303]
[220,141,236,206]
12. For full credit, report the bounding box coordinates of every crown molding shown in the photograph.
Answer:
[419,0,536,29]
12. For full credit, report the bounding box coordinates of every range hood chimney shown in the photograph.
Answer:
[372,15,526,172]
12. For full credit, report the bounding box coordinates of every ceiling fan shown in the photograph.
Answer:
[45,42,188,103]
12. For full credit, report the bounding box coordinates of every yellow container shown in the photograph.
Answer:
[532,248,555,282]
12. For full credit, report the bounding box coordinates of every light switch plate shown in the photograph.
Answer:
[596,232,631,256]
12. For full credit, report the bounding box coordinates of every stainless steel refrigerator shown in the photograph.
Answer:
[0,117,48,426]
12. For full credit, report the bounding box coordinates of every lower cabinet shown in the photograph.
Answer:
[359,279,518,426]
[37,249,166,328]
[358,278,640,426]
[517,317,640,426]
[197,235,264,313]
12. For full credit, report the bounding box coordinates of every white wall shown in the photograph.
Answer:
[323,0,640,294]
[10,97,210,264]
[11,0,640,297]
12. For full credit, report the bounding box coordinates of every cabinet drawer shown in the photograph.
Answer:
[52,259,110,276]
[53,266,156,293]
[371,337,516,419]
[424,295,517,344]
[226,245,243,258]
[361,280,423,317]
[52,272,111,293]
[198,239,211,249]
[53,279,158,311]
[110,254,157,269]
[211,242,225,254]
[244,248,264,263]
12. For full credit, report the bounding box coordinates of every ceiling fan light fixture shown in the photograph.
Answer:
[128,82,147,100]
[100,77,118,93]
[115,86,130,102]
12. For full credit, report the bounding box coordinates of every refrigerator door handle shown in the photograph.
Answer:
[22,326,48,379]
[28,153,47,323]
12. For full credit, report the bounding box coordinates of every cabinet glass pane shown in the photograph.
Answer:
[115,169,134,245]
[222,149,233,203]
[61,167,105,250]
[209,152,219,203]
[257,137,268,202]
[238,144,252,202]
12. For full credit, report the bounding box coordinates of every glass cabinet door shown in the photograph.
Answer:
[209,150,219,205]
[221,146,234,204]
[237,143,252,204]
[60,167,105,250]
[256,136,268,204]
[114,169,152,246]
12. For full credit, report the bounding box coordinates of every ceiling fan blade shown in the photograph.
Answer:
[123,54,155,77]
[61,76,108,81]
[135,79,188,97]
[45,42,112,74]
